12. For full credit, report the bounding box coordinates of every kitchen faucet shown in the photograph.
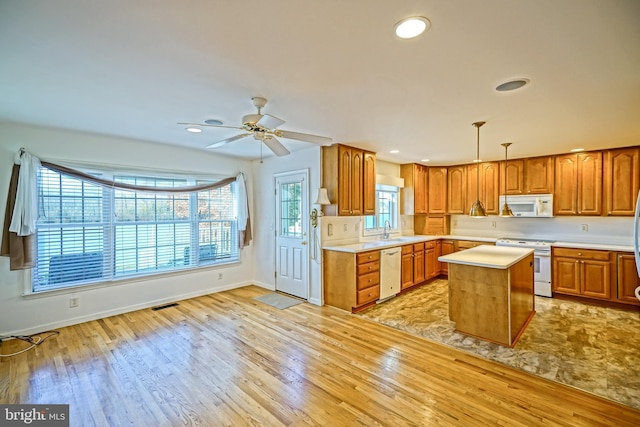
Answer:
[382,220,391,240]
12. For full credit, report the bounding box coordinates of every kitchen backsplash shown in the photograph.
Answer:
[319,213,633,247]
[451,214,634,245]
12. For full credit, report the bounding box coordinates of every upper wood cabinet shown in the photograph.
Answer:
[500,159,524,195]
[363,151,377,215]
[447,166,466,214]
[322,144,375,216]
[603,147,640,216]
[554,152,602,215]
[400,163,428,214]
[500,156,554,196]
[428,167,447,214]
[466,162,500,215]
[525,156,554,194]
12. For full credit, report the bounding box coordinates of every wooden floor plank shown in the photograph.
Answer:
[1,285,639,427]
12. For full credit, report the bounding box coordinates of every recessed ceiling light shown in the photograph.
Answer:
[421,159,430,162]
[186,127,202,133]
[570,148,584,152]
[389,150,400,154]
[204,119,224,126]
[394,16,431,39]
[496,79,529,92]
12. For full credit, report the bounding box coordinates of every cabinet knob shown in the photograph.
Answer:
[368,266,372,270]
[578,252,582,256]
[368,279,372,282]
[368,293,372,297]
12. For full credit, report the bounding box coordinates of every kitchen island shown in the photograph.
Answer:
[438,245,535,347]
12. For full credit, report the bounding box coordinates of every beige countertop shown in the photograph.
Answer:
[323,235,497,253]
[438,245,534,269]
[552,241,634,252]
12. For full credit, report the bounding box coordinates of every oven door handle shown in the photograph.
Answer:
[534,252,551,257]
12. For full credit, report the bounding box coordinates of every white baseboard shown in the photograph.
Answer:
[308,297,322,306]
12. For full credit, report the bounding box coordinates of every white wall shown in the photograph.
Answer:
[250,146,323,305]
[0,122,255,336]
[451,214,634,246]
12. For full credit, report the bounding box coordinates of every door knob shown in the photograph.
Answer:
[301,241,307,245]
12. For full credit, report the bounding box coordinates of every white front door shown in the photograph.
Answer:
[274,171,309,299]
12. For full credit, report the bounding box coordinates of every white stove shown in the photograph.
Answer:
[495,237,554,297]
[495,238,554,251]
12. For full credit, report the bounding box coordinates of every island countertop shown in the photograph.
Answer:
[438,245,533,269]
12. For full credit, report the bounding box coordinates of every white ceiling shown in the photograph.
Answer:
[1,0,639,165]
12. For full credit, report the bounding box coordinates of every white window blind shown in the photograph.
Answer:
[33,167,238,293]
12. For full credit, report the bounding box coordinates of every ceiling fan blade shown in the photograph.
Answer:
[206,133,251,149]
[177,122,244,130]
[277,129,333,145]
[256,114,285,130]
[263,137,290,157]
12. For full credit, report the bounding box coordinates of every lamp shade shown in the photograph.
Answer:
[313,188,331,205]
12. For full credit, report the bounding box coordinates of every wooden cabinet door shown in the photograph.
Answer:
[400,163,428,215]
[401,250,414,290]
[350,148,364,216]
[425,246,437,279]
[553,256,581,295]
[415,164,428,214]
[604,147,640,216]
[581,259,611,300]
[466,163,480,213]
[554,154,578,215]
[362,151,376,215]
[428,167,447,214]
[525,156,554,194]
[500,159,524,195]
[440,240,454,275]
[413,249,425,284]
[481,162,500,214]
[435,240,442,276]
[577,151,602,215]
[337,145,354,216]
[616,254,640,305]
[447,166,466,214]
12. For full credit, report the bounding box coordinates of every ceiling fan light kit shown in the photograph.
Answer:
[179,97,332,157]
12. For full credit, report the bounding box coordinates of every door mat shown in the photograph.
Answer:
[254,293,303,310]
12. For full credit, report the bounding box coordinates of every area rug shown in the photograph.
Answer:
[254,292,303,310]
[357,279,640,410]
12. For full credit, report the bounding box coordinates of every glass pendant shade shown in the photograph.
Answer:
[499,142,515,217]
[469,121,487,217]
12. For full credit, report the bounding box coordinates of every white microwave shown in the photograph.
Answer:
[498,194,554,217]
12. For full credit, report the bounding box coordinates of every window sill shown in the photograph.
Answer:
[22,259,240,299]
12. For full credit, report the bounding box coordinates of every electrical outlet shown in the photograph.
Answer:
[491,221,496,228]
[343,224,348,232]
[69,297,79,308]
[218,272,223,280]
[580,224,588,232]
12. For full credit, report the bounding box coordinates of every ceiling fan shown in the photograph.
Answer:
[179,97,333,157]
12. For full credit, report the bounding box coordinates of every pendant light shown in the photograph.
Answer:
[469,121,487,217]
[499,142,515,217]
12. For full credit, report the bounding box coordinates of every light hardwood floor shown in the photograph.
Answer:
[1,285,639,426]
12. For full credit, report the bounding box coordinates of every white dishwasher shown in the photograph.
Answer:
[379,247,401,301]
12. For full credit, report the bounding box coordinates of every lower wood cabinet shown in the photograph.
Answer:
[552,247,616,301]
[401,245,414,289]
[440,240,455,275]
[323,249,380,312]
[413,243,426,285]
[425,240,439,280]
[615,253,640,306]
